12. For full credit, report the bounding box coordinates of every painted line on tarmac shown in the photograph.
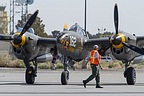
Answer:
[0,92,144,95]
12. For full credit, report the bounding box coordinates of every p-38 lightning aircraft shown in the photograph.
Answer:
[83,3,144,85]
[0,10,56,84]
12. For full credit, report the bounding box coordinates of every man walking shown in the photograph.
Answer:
[83,45,103,88]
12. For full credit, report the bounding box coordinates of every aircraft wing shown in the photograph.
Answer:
[0,34,57,48]
[0,34,13,42]
[84,37,111,56]
[37,37,57,48]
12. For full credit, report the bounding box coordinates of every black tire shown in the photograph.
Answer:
[25,67,35,84]
[125,67,136,85]
[61,71,69,85]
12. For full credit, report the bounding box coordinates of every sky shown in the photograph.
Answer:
[0,0,144,36]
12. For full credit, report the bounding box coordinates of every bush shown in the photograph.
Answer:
[38,63,50,69]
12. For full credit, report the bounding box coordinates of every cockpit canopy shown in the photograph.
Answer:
[17,27,35,34]
[69,23,87,36]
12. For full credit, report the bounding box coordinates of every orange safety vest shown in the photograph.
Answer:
[89,50,101,65]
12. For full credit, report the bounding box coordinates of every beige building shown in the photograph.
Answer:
[0,6,8,34]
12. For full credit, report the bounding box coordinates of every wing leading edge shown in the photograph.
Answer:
[0,34,13,42]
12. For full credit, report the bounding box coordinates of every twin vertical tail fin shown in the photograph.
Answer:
[63,24,68,31]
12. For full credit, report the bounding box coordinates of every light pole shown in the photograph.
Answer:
[84,0,87,32]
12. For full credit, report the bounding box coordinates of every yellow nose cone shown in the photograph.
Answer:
[11,32,26,48]
[111,32,126,49]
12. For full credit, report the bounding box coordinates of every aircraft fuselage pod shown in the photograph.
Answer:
[57,31,88,61]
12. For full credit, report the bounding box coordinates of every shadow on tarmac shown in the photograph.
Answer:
[0,81,144,86]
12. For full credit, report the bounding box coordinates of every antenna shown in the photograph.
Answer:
[17,0,34,23]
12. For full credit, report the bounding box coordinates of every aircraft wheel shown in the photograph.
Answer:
[25,67,35,84]
[125,67,136,85]
[61,71,69,85]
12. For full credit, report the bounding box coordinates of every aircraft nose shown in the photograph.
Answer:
[57,32,68,41]
[58,33,69,42]
[57,33,70,47]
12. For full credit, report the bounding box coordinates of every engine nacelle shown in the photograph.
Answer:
[36,53,53,63]
[133,55,144,64]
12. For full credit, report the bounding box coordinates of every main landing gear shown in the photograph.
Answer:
[61,57,70,85]
[123,61,136,85]
[21,46,37,84]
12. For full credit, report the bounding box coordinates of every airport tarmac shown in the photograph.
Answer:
[0,68,144,96]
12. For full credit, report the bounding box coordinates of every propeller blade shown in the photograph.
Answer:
[123,42,144,55]
[114,3,119,34]
[20,10,39,36]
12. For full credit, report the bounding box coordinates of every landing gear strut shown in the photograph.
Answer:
[61,57,69,85]
[21,46,37,84]
[124,61,136,85]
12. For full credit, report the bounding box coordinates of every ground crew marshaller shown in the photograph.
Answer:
[83,45,103,88]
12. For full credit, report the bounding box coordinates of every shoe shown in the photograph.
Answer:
[96,85,103,88]
[83,80,87,88]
